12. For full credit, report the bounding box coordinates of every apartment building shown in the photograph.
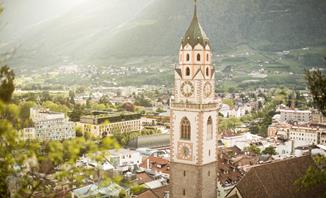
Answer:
[280,109,311,123]
[34,118,75,141]
[22,107,75,141]
[311,111,326,126]
[76,112,142,137]
[21,127,36,140]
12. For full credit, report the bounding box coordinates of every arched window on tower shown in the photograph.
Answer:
[207,116,213,140]
[186,53,190,61]
[186,67,190,76]
[197,53,201,61]
[207,53,209,61]
[181,117,191,140]
[206,67,209,76]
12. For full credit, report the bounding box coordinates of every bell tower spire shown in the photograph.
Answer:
[170,0,218,197]
[194,0,197,17]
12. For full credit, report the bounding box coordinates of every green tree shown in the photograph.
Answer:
[130,184,145,194]
[68,90,75,105]
[42,101,70,115]
[222,98,235,109]
[19,101,36,128]
[99,95,111,106]
[121,102,135,112]
[0,101,121,196]
[75,126,83,137]
[69,104,84,122]
[218,117,241,133]
[40,91,51,102]
[296,155,326,195]
[0,69,122,196]
[305,69,326,116]
[90,103,107,111]
[244,144,261,155]
[0,66,15,103]
[134,94,152,107]
[262,146,277,155]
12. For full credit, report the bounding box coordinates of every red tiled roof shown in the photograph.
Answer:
[137,190,158,198]
[137,185,170,198]
[229,155,326,198]
[136,172,154,184]
[140,157,170,174]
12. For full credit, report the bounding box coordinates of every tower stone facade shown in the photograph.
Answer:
[169,1,218,198]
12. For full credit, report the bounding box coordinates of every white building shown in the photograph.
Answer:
[22,108,75,141]
[21,128,36,140]
[288,126,326,147]
[311,111,326,125]
[34,118,75,141]
[108,149,142,167]
[280,109,311,123]
[275,140,294,156]
[221,132,263,150]
[220,104,231,117]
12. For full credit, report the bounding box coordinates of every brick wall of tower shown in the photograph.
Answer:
[170,162,217,198]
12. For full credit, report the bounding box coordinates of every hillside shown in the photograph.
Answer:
[106,0,326,56]
[1,0,326,82]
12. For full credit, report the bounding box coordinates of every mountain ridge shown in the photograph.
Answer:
[1,0,326,69]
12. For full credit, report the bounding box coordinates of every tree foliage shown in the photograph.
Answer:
[218,117,241,133]
[244,144,261,155]
[305,69,326,116]
[296,155,326,194]
[112,127,161,146]
[0,102,121,196]
[0,66,123,196]
[134,94,152,107]
[42,101,70,115]
[262,146,277,155]
[0,66,15,103]
[222,98,235,109]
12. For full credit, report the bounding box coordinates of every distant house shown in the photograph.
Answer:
[72,182,128,198]
[226,155,326,198]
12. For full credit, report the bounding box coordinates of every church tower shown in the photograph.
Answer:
[169,1,218,198]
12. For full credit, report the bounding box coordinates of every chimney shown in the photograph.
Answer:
[147,158,150,169]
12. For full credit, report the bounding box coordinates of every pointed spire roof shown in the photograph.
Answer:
[181,0,210,48]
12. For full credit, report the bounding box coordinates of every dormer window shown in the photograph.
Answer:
[186,67,190,76]
[197,53,201,61]
[186,53,190,61]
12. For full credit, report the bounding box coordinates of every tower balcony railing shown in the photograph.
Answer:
[170,100,218,111]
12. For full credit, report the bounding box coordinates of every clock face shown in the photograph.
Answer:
[204,81,212,97]
[177,142,192,160]
[181,81,194,97]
